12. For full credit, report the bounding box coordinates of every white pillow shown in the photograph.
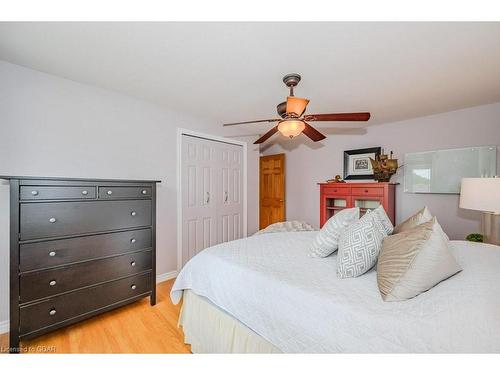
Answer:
[310,207,360,258]
[254,220,315,235]
[337,213,387,278]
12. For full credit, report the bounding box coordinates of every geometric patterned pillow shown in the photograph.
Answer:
[310,207,360,258]
[369,205,394,235]
[337,214,387,278]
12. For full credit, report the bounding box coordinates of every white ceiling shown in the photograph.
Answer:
[1,22,500,135]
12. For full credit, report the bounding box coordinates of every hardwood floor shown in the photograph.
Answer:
[0,278,191,354]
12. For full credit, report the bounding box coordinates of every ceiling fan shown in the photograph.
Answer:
[223,73,371,145]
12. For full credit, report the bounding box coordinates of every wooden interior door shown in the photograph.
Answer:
[259,154,285,229]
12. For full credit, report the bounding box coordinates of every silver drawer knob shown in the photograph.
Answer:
[31,190,39,196]
[49,309,56,316]
[49,217,57,223]
[131,211,137,216]
[130,238,137,244]
[131,261,136,267]
[131,284,137,290]
[81,190,88,195]
[49,251,56,257]
[141,189,148,195]
[49,280,57,286]
[107,190,113,195]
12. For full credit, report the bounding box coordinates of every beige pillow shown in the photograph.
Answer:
[392,206,432,234]
[377,217,462,302]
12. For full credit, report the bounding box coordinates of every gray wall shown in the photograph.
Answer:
[262,102,500,238]
[0,61,259,327]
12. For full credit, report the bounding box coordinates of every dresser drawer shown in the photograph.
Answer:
[19,228,152,272]
[20,200,152,240]
[351,187,384,196]
[99,186,152,199]
[20,250,151,303]
[19,272,151,336]
[20,186,97,201]
[322,186,351,196]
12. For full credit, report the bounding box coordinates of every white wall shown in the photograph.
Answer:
[262,102,500,239]
[230,135,260,235]
[0,61,259,327]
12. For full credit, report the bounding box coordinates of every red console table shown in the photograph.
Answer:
[318,182,396,227]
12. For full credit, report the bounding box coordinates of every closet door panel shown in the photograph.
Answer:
[181,136,217,267]
[216,142,243,243]
[182,135,244,266]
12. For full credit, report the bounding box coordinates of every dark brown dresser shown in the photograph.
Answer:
[1,176,160,352]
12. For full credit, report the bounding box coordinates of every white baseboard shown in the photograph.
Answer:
[0,319,8,334]
[156,270,178,283]
[0,271,179,335]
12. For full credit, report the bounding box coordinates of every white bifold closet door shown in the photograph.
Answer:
[181,134,243,267]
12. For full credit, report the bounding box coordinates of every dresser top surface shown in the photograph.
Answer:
[0,175,161,183]
[317,182,398,186]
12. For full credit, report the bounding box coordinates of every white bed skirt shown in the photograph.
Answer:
[179,290,281,353]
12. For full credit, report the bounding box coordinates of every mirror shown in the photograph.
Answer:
[404,146,497,194]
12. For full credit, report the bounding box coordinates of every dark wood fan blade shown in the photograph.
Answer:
[223,119,280,126]
[254,126,279,144]
[302,122,326,142]
[303,112,371,122]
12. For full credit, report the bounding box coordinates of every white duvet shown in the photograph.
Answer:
[171,232,500,353]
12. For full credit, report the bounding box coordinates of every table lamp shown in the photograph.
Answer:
[459,177,500,245]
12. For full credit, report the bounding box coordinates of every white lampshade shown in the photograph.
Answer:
[459,177,500,213]
[278,120,305,138]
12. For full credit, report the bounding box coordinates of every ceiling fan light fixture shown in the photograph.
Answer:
[286,96,310,117]
[278,120,305,138]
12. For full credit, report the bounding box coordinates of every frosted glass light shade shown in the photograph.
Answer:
[459,177,500,213]
[278,120,305,138]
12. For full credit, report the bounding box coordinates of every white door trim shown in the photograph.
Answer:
[177,128,248,272]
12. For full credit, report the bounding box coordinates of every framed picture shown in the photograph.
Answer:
[343,147,381,180]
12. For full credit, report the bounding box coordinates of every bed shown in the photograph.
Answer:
[170,231,500,353]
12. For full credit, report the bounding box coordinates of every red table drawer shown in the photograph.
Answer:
[351,187,384,196]
[323,187,351,196]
